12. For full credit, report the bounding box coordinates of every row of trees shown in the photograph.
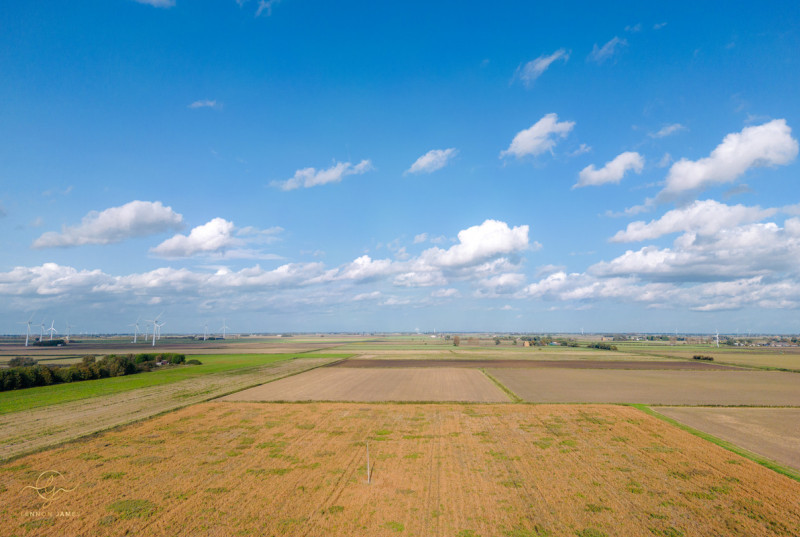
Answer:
[0,353,187,392]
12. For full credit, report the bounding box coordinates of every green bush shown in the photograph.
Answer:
[8,356,37,367]
[186,359,202,365]
[588,343,618,351]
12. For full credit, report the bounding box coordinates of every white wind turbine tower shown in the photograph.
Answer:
[220,318,229,339]
[65,322,72,343]
[129,317,141,343]
[715,329,720,348]
[46,320,57,341]
[203,322,209,341]
[39,319,46,342]
[18,312,36,347]
[145,312,163,347]
[156,321,166,341]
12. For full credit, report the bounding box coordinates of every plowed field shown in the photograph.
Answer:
[333,359,737,370]
[222,367,509,402]
[656,407,800,470]
[489,368,800,405]
[3,403,800,537]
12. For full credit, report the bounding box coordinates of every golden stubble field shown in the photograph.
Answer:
[3,402,800,537]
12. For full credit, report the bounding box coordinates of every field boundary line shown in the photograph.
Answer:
[631,403,800,483]
[480,368,521,403]
[0,357,343,464]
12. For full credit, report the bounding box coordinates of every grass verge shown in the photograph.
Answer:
[480,369,522,403]
[632,404,800,483]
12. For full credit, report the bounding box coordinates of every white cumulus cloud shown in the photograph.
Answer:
[272,160,374,190]
[611,200,776,242]
[406,148,457,174]
[150,218,238,258]
[500,113,575,159]
[515,49,570,87]
[420,219,529,268]
[32,201,183,248]
[660,119,798,198]
[574,151,644,188]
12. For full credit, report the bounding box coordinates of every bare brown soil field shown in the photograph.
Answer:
[628,348,800,371]
[222,368,509,402]
[0,357,336,461]
[3,403,800,536]
[655,407,800,470]
[334,358,738,370]
[337,346,662,361]
[489,369,800,405]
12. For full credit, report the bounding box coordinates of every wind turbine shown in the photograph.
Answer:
[220,319,229,339]
[65,322,72,343]
[39,319,47,342]
[18,312,36,347]
[203,322,209,341]
[145,312,163,347]
[129,317,141,343]
[156,321,166,341]
[46,320,57,341]
[715,329,720,348]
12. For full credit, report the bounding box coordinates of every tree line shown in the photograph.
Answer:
[0,353,191,392]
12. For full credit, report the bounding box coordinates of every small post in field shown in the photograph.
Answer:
[366,440,371,484]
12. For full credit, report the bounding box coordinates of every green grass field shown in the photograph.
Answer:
[0,353,349,415]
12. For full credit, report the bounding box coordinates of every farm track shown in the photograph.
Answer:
[0,357,337,461]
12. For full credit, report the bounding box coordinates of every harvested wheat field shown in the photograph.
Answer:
[489,368,800,405]
[655,407,800,471]
[3,402,800,537]
[222,367,510,402]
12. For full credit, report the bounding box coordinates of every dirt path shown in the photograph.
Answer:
[0,357,336,461]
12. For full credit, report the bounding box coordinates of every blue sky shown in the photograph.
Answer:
[2,1,800,334]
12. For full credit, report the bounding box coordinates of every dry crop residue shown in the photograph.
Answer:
[2,403,800,536]
[0,357,336,460]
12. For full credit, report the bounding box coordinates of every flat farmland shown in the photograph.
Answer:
[488,369,800,405]
[655,407,800,470]
[0,357,339,461]
[3,403,800,537]
[334,358,737,370]
[334,346,665,361]
[622,346,800,371]
[222,367,509,402]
